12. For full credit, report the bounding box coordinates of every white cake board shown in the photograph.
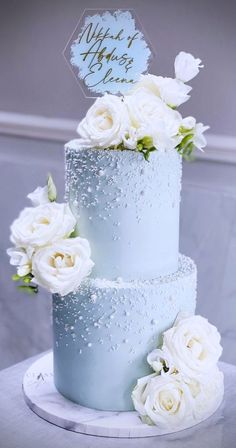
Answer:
[23,352,223,438]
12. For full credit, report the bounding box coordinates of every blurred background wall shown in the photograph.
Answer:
[0,0,236,369]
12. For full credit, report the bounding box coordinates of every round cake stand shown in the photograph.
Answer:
[23,352,224,438]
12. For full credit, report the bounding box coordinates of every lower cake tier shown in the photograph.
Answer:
[53,255,197,412]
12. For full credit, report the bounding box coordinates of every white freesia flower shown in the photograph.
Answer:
[188,367,224,421]
[180,116,209,151]
[193,123,209,151]
[147,348,176,375]
[175,51,203,83]
[27,186,49,206]
[130,74,192,107]
[10,203,76,249]
[162,314,222,379]
[132,373,193,429]
[7,247,32,277]
[181,116,196,130]
[155,77,192,108]
[77,94,130,149]
[122,126,138,150]
[32,237,94,296]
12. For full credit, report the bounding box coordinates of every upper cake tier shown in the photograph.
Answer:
[65,140,182,281]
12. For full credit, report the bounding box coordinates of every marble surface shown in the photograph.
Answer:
[0,352,235,447]
[23,351,220,438]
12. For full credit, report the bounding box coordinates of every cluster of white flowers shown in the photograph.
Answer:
[7,177,94,296]
[77,52,209,160]
[132,313,224,430]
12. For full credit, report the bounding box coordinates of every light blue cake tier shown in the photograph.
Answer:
[53,255,197,411]
[65,141,182,280]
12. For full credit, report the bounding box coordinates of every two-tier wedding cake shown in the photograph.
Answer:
[8,50,224,433]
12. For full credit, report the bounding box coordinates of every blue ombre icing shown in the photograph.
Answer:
[53,255,196,411]
[52,142,197,411]
[65,142,182,280]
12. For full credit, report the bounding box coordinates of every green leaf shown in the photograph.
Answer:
[179,133,194,148]
[23,276,32,284]
[12,274,21,281]
[47,173,57,202]
[141,136,153,149]
[141,415,155,426]
[179,126,193,135]
[107,136,157,162]
[176,133,196,162]
[69,228,78,238]
[139,146,157,161]
[17,285,38,294]
[136,143,143,151]
[12,273,33,282]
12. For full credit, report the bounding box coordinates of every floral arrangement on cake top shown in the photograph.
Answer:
[132,313,224,430]
[76,51,209,160]
[7,175,94,295]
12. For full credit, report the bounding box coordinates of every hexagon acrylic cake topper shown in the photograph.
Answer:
[63,9,154,97]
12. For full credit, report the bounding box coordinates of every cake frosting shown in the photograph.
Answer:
[53,254,196,411]
[52,139,198,411]
[65,142,181,280]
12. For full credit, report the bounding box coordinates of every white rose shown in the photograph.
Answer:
[27,186,49,206]
[132,373,194,429]
[130,74,192,107]
[77,94,130,149]
[10,203,76,249]
[175,51,203,83]
[162,315,223,379]
[186,367,224,421]
[124,91,182,151]
[32,237,94,296]
[124,91,164,127]
[7,247,32,277]
[131,373,156,418]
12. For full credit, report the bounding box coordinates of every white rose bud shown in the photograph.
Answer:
[47,174,57,202]
[10,203,76,249]
[32,237,94,296]
[175,51,204,83]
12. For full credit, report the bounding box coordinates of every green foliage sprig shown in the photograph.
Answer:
[108,135,157,161]
[12,273,38,294]
[176,127,196,161]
